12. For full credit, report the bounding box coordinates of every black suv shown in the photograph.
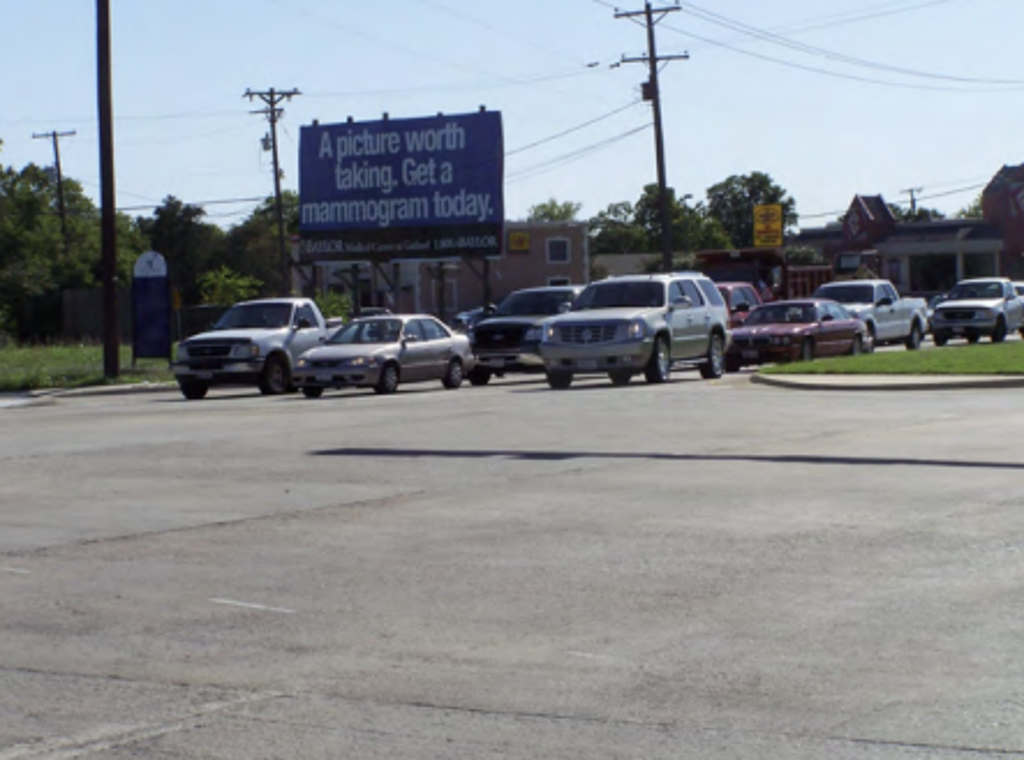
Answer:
[468,285,582,385]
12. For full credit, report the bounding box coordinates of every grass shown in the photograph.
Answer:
[0,343,175,392]
[761,341,1024,375]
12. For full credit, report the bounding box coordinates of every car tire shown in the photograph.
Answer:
[850,335,863,356]
[800,339,814,362]
[644,336,671,384]
[301,386,323,399]
[608,370,632,386]
[905,322,922,350]
[178,380,208,400]
[933,332,949,347]
[699,333,725,380]
[546,371,573,390]
[468,367,491,386]
[374,363,400,395]
[258,354,290,395]
[992,318,1007,343]
[441,358,463,389]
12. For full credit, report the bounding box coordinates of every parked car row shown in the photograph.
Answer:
[170,276,1024,400]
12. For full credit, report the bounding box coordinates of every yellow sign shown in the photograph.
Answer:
[753,204,784,247]
[508,231,531,252]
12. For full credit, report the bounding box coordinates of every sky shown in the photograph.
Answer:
[1,0,1020,232]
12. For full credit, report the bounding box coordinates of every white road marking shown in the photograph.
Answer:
[0,567,31,575]
[208,598,295,614]
[565,650,616,662]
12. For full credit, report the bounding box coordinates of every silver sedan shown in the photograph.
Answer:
[292,315,475,398]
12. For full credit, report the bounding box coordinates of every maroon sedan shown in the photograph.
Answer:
[725,299,869,372]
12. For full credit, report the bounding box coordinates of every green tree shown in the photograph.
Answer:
[888,203,945,223]
[136,196,226,306]
[526,198,582,222]
[705,172,797,248]
[219,192,299,297]
[633,184,730,254]
[589,201,647,254]
[956,193,983,219]
[198,266,262,305]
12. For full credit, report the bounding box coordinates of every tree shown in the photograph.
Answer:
[198,266,261,305]
[888,203,945,223]
[589,201,647,254]
[136,196,226,306]
[705,172,797,248]
[956,193,983,219]
[219,192,299,297]
[527,198,582,222]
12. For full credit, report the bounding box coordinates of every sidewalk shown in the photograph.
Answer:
[751,373,1024,391]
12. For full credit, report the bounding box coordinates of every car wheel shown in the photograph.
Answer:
[724,354,742,373]
[643,336,670,384]
[800,339,814,362]
[608,370,632,386]
[258,354,290,395]
[905,322,922,350]
[933,332,949,347]
[546,371,573,390]
[850,334,863,356]
[301,386,323,399]
[178,379,208,400]
[468,367,491,386]
[374,363,400,395]
[699,333,725,379]
[992,318,1007,343]
[442,358,464,389]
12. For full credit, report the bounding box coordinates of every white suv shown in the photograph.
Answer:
[537,273,730,389]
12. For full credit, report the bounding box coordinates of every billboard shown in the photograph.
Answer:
[752,204,783,247]
[299,110,504,261]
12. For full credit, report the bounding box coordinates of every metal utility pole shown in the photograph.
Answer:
[617,2,688,273]
[245,87,300,296]
[33,129,76,247]
[97,0,119,379]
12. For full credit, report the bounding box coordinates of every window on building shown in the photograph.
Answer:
[546,238,571,264]
[548,276,571,287]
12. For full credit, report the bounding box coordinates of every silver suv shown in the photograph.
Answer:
[538,273,730,389]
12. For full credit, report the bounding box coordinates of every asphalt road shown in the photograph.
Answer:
[2,372,1024,759]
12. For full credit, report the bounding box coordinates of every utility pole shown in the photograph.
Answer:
[33,129,76,247]
[901,187,924,217]
[617,2,688,273]
[97,0,119,379]
[245,87,300,296]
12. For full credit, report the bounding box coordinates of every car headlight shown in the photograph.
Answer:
[295,357,308,368]
[627,319,646,340]
[524,326,543,342]
[175,344,189,360]
[230,342,259,359]
[543,323,557,342]
[345,356,377,367]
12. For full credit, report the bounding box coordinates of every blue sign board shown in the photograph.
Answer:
[132,251,171,361]
[298,110,504,260]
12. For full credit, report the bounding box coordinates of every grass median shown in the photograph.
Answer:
[761,341,1024,375]
[0,344,175,392]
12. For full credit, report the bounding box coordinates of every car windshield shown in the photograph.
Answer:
[329,318,402,345]
[572,281,664,310]
[745,304,818,325]
[815,284,874,304]
[496,290,575,316]
[947,281,1004,300]
[213,303,292,329]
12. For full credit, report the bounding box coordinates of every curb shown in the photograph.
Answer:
[750,373,1024,392]
[28,382,178,400]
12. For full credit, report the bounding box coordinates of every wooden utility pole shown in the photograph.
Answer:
[617,2,688,273]
[97,0,119,378]
[33,129,77,248]
[245,87,300,296]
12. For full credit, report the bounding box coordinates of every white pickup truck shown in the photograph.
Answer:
[812,279,929,350]
[173,298,330,399]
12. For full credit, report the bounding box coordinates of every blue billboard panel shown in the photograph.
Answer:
[299,110,503,260]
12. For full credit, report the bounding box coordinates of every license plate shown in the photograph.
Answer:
[484,358,506,368]
[315,370,334,382]
[577,359,598,371]
[196,371,213,380]
[952,327,964,335]
[742,350,758,360]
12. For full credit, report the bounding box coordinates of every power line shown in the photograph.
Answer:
[506,100,642,156]
[506,123,652,183]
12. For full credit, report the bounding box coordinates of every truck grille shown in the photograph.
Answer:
[185,342,233,358]
[556,323,620,345]
[938,309,977,321]
[474,326,526,349]
[732,336,771,348]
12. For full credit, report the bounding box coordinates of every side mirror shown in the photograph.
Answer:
[402,334,419,344]
[671,296,692,309]
[295,317,313,330]
[733,303,751,314]
[558,302,572,314]
[484,304,497,315]
[821,313,835,322]
[876,297,893,307]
